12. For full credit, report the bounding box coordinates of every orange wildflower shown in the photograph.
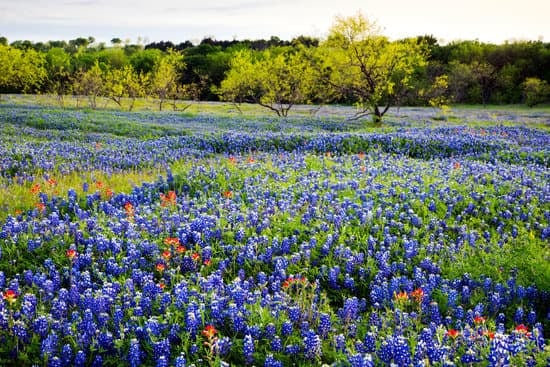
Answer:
[105,188,114,198]
[474,316,486,324]
[161,250,171,261]
[394,291,409,302]
[155,263,166,272]
[3,290,17,304]
[160,191,177,207]
[447,329,460,339]
[515,324,530,335]
[36,202,46,212]
[191,253,201,261]
[202,325,218,339]
[410,288,425,303]
[453,162,461,170]
[66,249,77,260]
[176,245,186,254]
[124,202,135,218]
[164,237,181,246]
[31,183,41,194]
[223,190,233,199]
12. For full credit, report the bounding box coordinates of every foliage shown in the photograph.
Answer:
[73,61,104,108]
[104,65,147,111]
[148,50,184,111]
[522,77,549,107]
[218,48,316,116]
[0,44,47,94]
[315,12,428,123]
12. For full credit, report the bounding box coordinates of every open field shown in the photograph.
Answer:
[0,101,549,366]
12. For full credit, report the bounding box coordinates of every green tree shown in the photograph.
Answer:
[148,50,184,111]
[314,13,428,123]
[45,47,73,106]
[73,61,105,108]
[104,64,147,111]
[0,44,46,97]
[522,77,549,107]
[218,48,316,116]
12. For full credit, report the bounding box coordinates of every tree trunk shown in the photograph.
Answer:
[372,105,382,124]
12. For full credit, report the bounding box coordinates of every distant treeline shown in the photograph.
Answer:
[1,31,549,111]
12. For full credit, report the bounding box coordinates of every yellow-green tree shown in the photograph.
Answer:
[314,13,428,123]
[104,65,147,111]
[218,48,315,116]
[148,50,184,111]
[45,47,72,107]
[73,61,104,109]
[522,77,549,107]
[0,44,46,97]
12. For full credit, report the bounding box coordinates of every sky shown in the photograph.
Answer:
[1,0,548,45]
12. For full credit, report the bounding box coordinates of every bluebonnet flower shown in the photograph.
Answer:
[281,321,293,336]
[74,350,86,367]
[174,355,187,367]
[264,354,283,367]
[270,336,282,352]
[243,334,254,365]
[303,329,322,359]
[317,313,331,338]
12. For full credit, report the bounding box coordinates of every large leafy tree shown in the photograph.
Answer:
[218,48,316,116]
[104,65,147,111]
[73,61,104,109]
[148,50,184,111]
[314,13,428,123]
[45,47,72,106]
[0,44,46,97]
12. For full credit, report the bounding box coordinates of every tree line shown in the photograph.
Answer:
[1,13,549,120]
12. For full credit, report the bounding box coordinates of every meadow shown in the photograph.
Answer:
[0,101,549,366]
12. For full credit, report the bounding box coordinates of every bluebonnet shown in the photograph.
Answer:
[243,334,254,365]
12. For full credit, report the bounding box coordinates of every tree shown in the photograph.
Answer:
[104,65,147,111]
[314,13,428,123]
[148,50,184,111]
[218,48,316,116]
[522,77,549,107]
[73,61,104,108]
[0,44,46,97]
[45,47,72,106]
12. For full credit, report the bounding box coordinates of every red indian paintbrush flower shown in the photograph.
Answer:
[160,191,177,207]
[202,325,218,339]
[155,263,166,272]
[515,324,529,335]
[66,249,77,260]
[447,329,459,339]
[474,316,486,324]
[164,237,180,246]
[410,288,424,303]
[3,290,17,304]
[161,250,171,261]
[31,183,41,194]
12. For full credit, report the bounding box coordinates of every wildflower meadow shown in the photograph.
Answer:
[0,104,549,366]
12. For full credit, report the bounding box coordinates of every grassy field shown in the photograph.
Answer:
[0,98,549,366]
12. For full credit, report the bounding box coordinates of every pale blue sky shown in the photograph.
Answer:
[1,0,548,44]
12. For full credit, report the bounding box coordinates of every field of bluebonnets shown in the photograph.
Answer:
[0,102,549,366]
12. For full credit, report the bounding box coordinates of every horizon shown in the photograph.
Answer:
[1,0,548,45]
